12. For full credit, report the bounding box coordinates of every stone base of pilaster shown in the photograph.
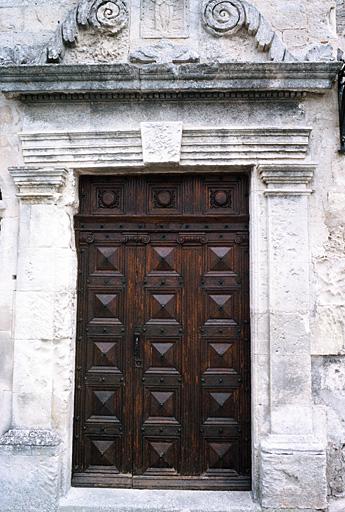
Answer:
[0,429,61,512]
[260,435,327,510]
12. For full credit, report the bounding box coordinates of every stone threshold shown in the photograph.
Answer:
[59,488,260,512]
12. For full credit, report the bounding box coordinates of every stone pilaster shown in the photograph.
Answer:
[258,164,327,510]
[9,167,70,429]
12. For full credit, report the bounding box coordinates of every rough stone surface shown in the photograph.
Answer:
[0,428,61,446]
[260,437,328,509]
[0,430,61,512]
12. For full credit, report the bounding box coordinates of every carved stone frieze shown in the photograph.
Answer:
[141,0,189,39]
[129,40,199,64]
[47,0,129,63]
[202,0,295,62]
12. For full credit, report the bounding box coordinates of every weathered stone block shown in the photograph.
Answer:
[0,429,61,512]
[260,436,327,509]
[141,122,183,166]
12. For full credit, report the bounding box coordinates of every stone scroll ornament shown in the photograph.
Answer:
[202,0,295,62]
[47,0,129,63]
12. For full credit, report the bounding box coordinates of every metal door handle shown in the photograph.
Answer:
[134,330,141,362]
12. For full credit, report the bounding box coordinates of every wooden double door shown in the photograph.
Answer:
[73,173,250,490]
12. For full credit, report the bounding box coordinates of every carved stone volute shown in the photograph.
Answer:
[47,0,129,63]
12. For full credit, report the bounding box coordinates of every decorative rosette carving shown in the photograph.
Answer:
[202,0,295,62]
[203,0,245,36]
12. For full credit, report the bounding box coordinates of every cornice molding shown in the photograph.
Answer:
[15,90,307,104]
[258,163,316,196]
[0,62,341,98]
[9,167,68,203]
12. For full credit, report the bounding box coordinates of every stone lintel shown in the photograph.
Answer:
[0,429,61,447]
[0,62,341,98]
[9,166,68,203]
[258,163,315,195]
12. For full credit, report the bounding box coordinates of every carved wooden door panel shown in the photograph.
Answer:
[73,174,250,490]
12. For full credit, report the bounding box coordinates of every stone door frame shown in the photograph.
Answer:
[3,122,327,510]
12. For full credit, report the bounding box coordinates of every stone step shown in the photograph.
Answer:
[59,488,260,512]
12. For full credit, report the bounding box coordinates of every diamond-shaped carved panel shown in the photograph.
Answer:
[204,439,240,475]
[86,387,121,421]
[149,293,178,321]
[203,341,235,372]
[90,292,123,323]
[151,247,177,272]
[208,441,232,468]
[143,438,179,474]
[207,294,233,320]
[89,439,117,467]
[203,389,238,421]
[95,246,120,272]
[145,389,179,422]
[144,339,180,373]
[88,338,122,371]
[208,247,234,272]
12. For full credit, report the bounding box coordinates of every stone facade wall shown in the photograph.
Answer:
[0,1,344,510]
[0,0,340,64]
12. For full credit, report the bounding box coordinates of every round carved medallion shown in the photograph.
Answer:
[213,190,228,206]
[153,189,176,209]
[98,189,120,209]
[89,0,129,35]
[202,0,245,36]
[156,190,172,207]
[210,189,232,208]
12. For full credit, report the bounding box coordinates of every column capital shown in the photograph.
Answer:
[9,167,68,203]
[258,163,316,196]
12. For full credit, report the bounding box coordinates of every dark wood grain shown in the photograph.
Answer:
[72,174,251,490]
